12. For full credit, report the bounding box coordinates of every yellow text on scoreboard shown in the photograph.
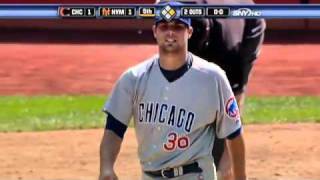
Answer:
[139,7,156,18]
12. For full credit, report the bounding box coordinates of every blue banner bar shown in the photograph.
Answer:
[0,6,58,19]
[0,4,320,19]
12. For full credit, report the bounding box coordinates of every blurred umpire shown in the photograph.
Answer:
[156,0,266,180]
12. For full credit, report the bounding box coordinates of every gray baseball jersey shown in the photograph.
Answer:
[103,53,241,171]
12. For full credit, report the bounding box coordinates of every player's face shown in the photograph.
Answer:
[153,20,193,53]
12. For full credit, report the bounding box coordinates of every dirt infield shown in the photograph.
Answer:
[0,43,319,180]
[0,124,319,180]
[0,44,319,95]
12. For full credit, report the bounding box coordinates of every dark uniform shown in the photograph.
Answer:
[185,0,266,167]
[189,17,266,95]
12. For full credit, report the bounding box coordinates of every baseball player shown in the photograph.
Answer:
[156,1,266,180]
[99,1,246,180]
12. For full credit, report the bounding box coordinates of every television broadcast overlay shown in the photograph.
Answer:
[0,4,320,19]
[1,0,320,180]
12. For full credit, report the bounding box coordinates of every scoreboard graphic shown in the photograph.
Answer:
[181,7,205,17]
[139,7,156,17]
[59,7,96,18]
[99,7,136,18]
[0,4,320,19]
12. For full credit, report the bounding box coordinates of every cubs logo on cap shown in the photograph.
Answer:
[225,97,240,119]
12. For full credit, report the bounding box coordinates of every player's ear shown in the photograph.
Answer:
[187,26,193,39]
[152,25,157,39]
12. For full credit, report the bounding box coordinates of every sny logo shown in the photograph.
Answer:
[232,8,261,17]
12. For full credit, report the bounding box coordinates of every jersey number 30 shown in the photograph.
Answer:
[163,132,190,152]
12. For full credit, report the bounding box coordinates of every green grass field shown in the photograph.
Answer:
[0,96,319,132]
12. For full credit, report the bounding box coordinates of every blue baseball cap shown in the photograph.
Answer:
[155,1,191,27]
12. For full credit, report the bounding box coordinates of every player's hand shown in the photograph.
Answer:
[99,170,118,180]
